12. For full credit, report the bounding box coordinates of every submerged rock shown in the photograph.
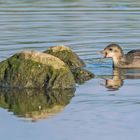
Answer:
[71,68,94,84]
[44,45,94,83]
[0,88,75,121]
[0,51,75,89]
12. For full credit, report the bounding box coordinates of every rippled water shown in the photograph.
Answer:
[1,0,140,140]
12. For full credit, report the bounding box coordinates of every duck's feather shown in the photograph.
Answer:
[127,50,140,56]
[124,50,140,66]
[126,50,140,59]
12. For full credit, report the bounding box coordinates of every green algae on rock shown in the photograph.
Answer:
[0,51,75,89]
[44,45,94,83]
[71,68,94,84]
[44,45,85,69]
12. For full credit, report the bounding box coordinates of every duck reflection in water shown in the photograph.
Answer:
[104,68,124,90]
[104,68,140,90]
[0,88,75,121]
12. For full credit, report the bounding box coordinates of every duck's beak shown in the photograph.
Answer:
[96,50,107,58]
[96,50,104,54]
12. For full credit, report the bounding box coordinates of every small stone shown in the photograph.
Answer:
[38,106,42,110]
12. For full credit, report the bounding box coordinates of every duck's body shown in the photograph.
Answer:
[102,44,140,68]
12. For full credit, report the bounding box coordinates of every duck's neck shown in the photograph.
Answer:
[112,54,125,68]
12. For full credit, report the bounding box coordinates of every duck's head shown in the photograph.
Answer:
[102,44,124,59]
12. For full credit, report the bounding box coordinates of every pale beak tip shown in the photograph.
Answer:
[96,51,104,54]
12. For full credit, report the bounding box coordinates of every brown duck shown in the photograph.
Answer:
[101,43,140,68]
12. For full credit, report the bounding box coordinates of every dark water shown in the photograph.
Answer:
[0,0,140,140]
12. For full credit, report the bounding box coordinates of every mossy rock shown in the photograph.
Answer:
[0,88,75,121]
[44,45,85,69]
[44,45,94,83]
[0,51,75,89]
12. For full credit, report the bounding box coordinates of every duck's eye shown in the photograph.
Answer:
[109,48,112,51]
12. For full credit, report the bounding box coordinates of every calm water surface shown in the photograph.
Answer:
[0,0,140,140]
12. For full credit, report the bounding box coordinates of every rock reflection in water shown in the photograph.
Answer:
[0,88,75,121]
[104,68,140,90]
